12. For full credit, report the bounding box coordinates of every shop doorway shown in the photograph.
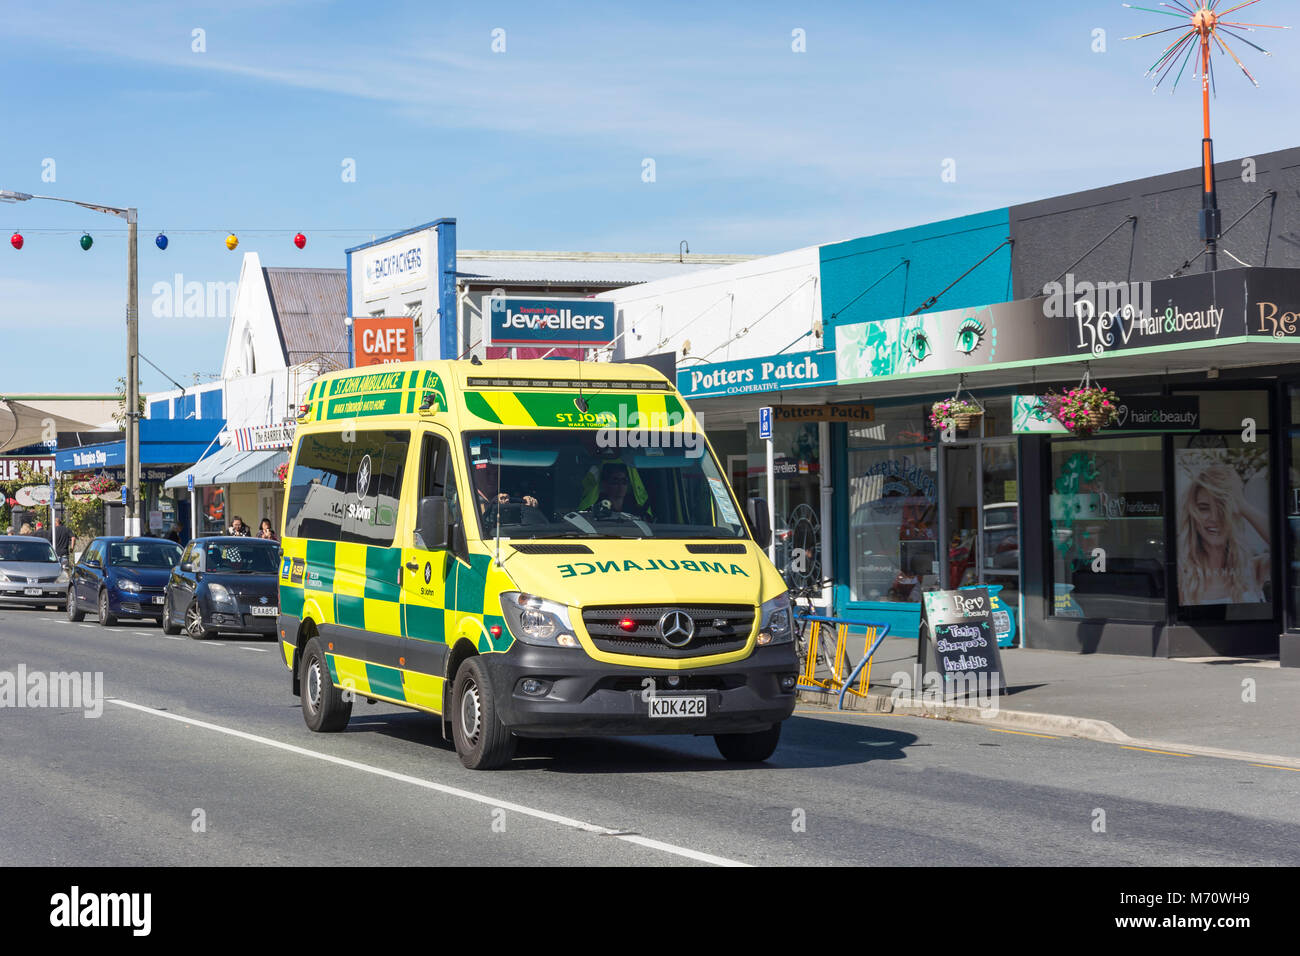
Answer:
[939,440,1021,625]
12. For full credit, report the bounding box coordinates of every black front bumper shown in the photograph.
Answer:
[484,642,799,738]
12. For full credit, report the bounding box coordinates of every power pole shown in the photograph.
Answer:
[126,208,140,536]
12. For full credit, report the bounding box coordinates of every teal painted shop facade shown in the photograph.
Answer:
[674,147,1300,665]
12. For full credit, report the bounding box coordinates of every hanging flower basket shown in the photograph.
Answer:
[1043,385,1120,436]
[930,397,983,431]
[86,474,118,495]
[275,461,290,484]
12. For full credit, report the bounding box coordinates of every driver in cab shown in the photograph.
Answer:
[474,464,538,514]
[580,461,652,519]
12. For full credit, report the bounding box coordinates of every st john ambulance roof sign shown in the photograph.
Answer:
[486,296,616,348]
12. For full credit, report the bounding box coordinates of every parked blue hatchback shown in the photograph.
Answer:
[67,536,183,626]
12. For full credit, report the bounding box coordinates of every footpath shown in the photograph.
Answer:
[797,636,1300,767]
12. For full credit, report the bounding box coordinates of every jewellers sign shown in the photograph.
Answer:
[486,297,616,348]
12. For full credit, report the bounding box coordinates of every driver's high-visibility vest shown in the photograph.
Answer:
[577,464,650,512]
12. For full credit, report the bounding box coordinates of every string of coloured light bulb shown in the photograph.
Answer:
[7,229,314,251]
[1124,0,1290,271]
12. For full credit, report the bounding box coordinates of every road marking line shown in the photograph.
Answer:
[987,727,1059,739]
[107,698,747,867]
[793,709,904,717]
[78,624,94,629]
[240,646,270,653]
[200,642,226,647]
[134,631,152,636]
[1249,763,1300,772]
[1121,745,1190,758]
[159,635,184,641]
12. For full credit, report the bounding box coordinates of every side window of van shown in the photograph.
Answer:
[340,433,410,546]
[416,433,465,555]
[285,429,410,544]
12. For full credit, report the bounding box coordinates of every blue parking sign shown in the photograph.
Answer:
[759,406,773,440]
[188,474,195,492]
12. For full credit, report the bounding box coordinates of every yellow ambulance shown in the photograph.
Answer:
[277,359,796,769]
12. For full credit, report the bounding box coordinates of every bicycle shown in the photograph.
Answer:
[788,577,851,682]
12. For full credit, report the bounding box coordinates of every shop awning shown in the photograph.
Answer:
[165,446,283,489]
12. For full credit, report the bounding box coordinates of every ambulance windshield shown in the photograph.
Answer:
[464,431,749,541]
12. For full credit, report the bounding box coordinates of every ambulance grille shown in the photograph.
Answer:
[582,604,753,658]
[685,543,746,554]
[510,543,594,555]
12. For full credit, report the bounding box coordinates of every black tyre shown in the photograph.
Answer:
[300,636,351,732]
[161,596,181,635]
[66,588,84,621]
[184,601,215,640]
[97,589,117,627]
[715,722,782,762]
[451,657,515,770]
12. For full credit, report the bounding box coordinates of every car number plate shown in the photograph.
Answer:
[648,696,707,718]
[23,588,41,596]
[250,605,278,617]
[153,595,166,605]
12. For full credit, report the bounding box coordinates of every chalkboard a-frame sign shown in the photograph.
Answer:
[918,586,1009,698]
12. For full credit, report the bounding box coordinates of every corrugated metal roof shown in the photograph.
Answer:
[263,268,348,364]
[164,447,283,489]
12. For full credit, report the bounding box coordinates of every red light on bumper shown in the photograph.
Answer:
[619,617,636,631]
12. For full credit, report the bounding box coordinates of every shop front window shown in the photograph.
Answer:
[748,420,821,589]
[846,404,938,603]
[1049,436,1164,621]
[1173,433,1272,621]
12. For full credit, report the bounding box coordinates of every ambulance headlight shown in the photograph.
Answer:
[758,592,792,645]
[500,592,580,648]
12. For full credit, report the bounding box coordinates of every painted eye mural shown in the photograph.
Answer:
[954,316,987,354]
[903,329,931,362]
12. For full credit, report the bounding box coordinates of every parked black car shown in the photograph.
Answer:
[67,537,183,625]
[164,536,281,640]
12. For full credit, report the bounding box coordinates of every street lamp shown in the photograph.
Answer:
[1,189,142,535]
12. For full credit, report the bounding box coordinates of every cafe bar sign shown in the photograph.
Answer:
[1013,395,1199,434]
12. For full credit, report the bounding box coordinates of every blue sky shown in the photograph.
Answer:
[2,0,1297,394]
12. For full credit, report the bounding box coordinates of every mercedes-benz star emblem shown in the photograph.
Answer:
[657,610,695,648]
[355,454,372,500]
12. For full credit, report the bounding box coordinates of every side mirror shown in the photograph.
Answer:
[418,496,450,551]
[746,497,772,551]
[180,562,193,573]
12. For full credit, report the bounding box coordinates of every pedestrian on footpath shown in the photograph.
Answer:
[228,516,250,536]
[258,518,277,541]
[53,518,75,563]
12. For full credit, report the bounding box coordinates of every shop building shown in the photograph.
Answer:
[606,145,1300,666]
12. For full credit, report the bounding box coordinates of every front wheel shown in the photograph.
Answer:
[66,588,85,622]
[185,601,215,640]
[715,722,782,762]
[300,636,352,732]
[97,589,117,627]
[451,657,515,770]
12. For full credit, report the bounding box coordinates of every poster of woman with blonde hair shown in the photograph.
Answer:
[1175,452,1270,606]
